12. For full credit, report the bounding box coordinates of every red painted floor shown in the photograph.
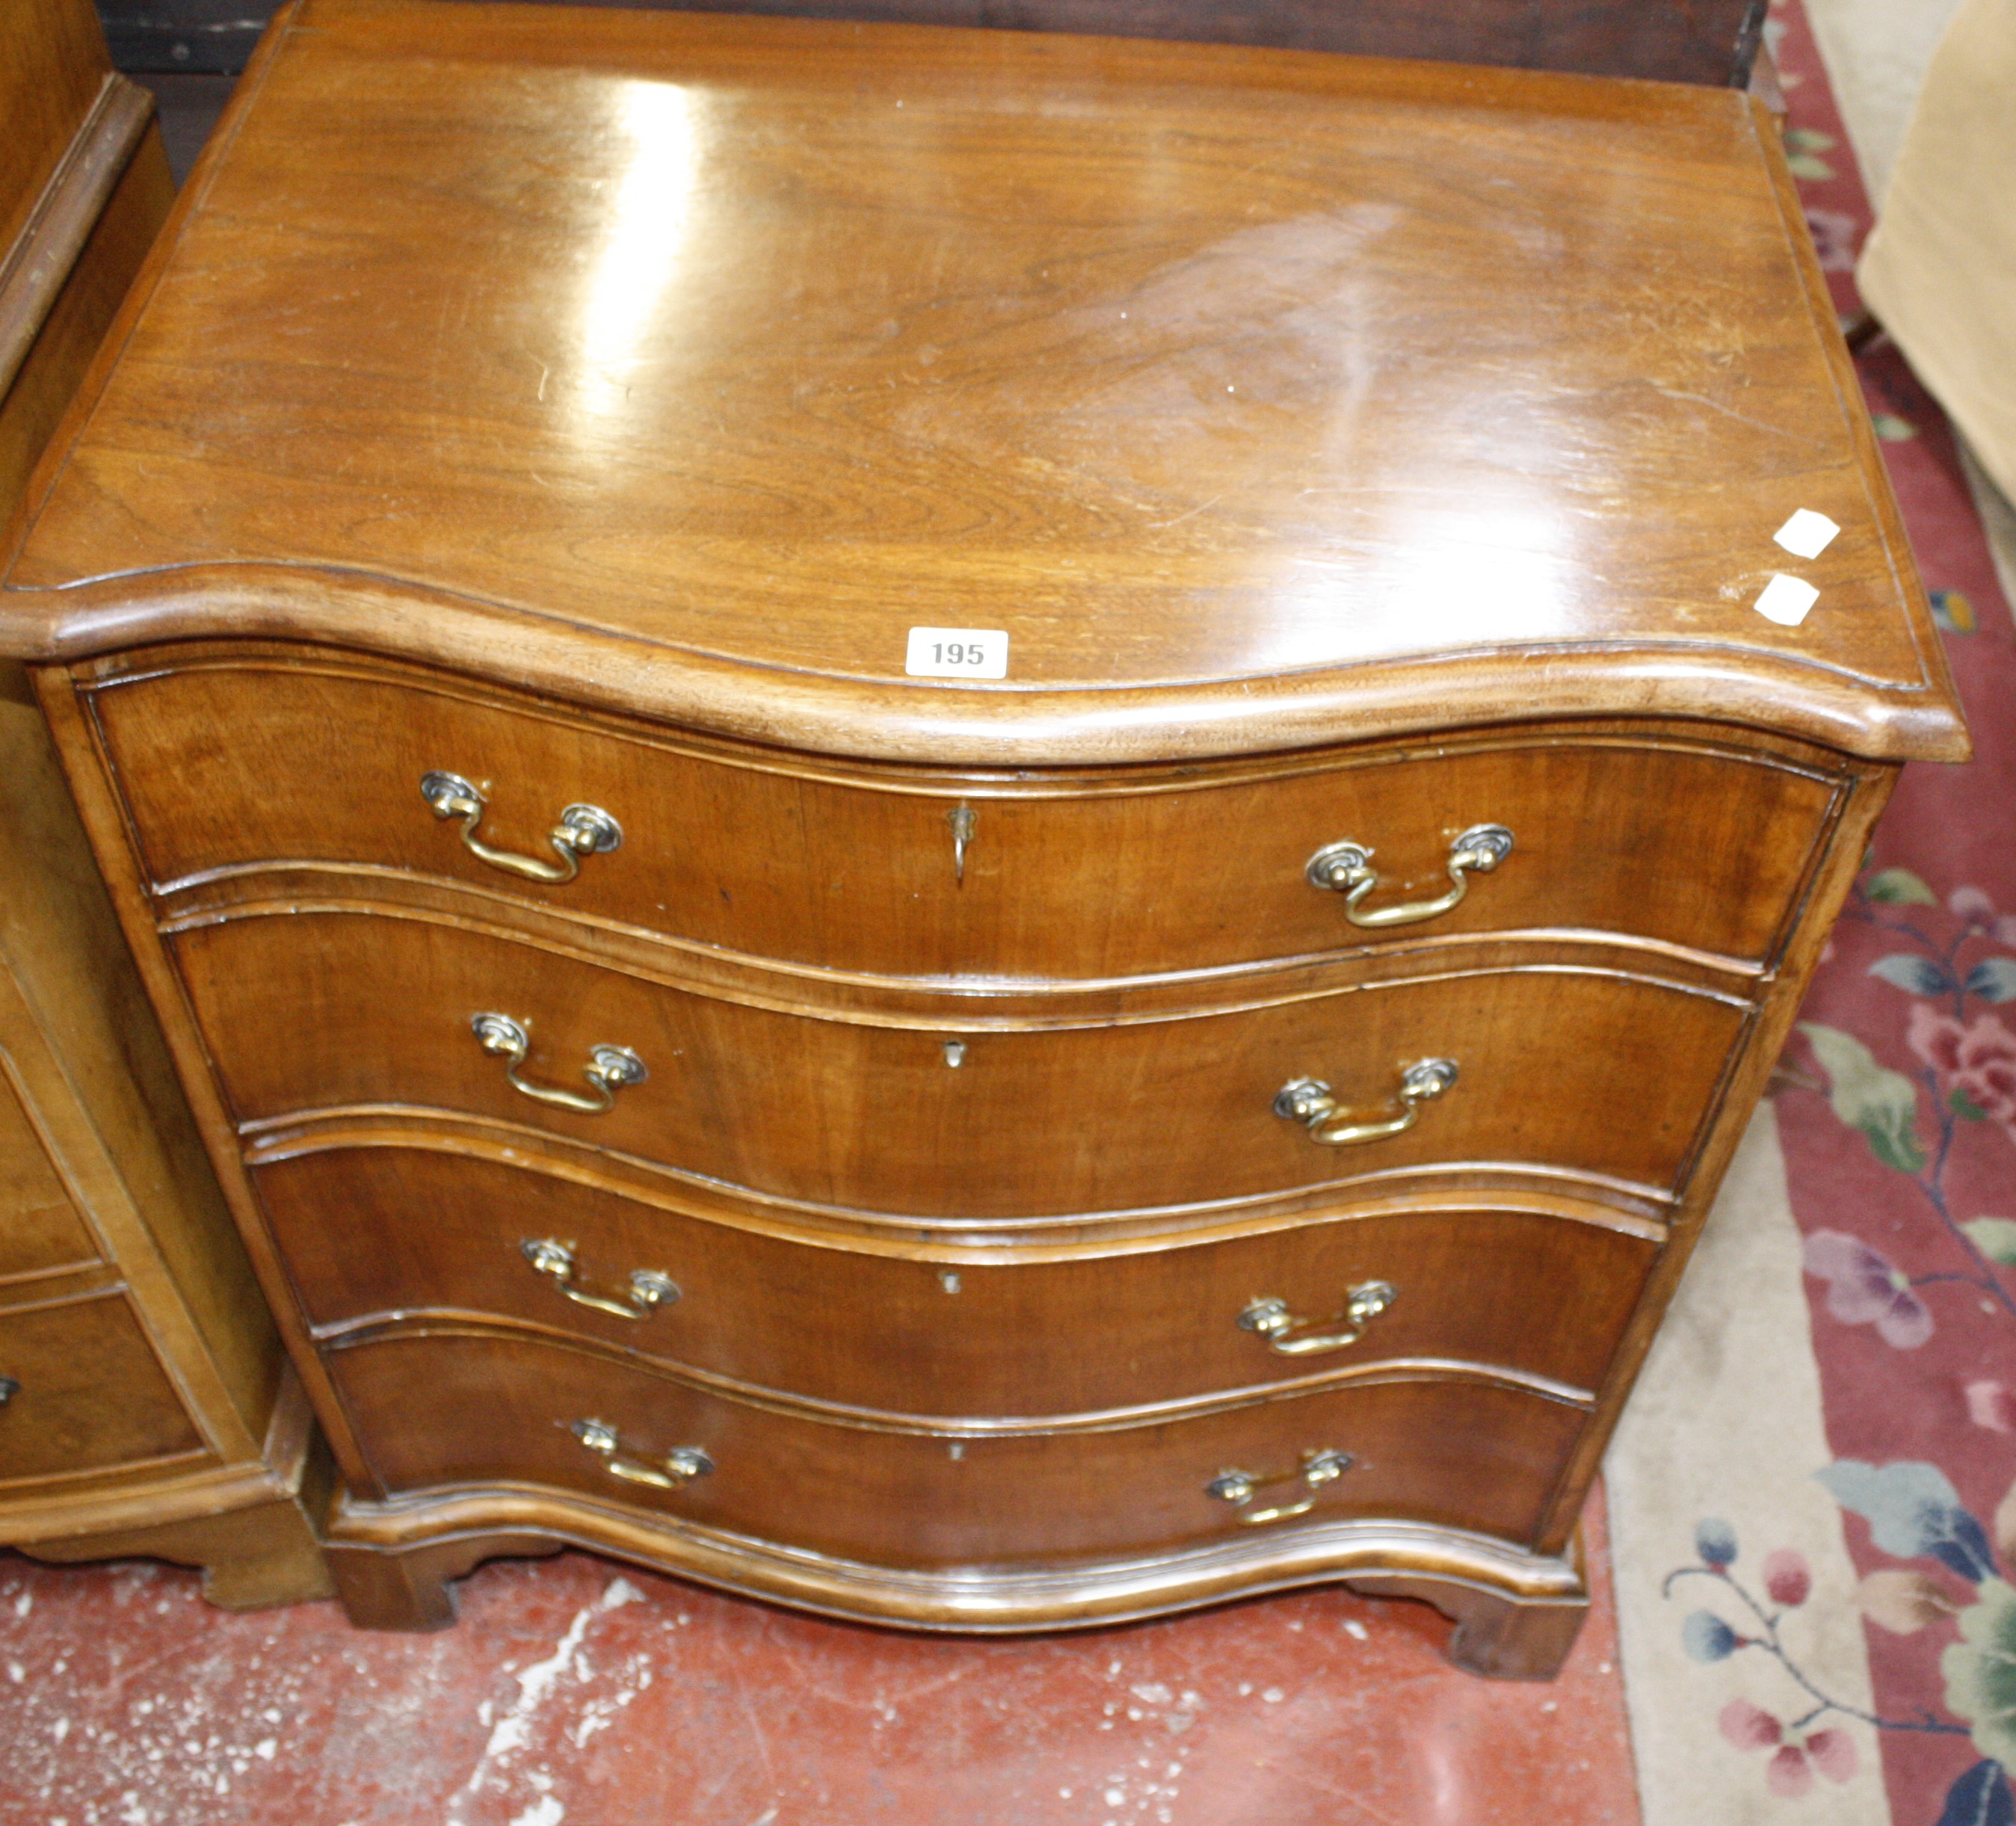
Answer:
[0,1487,1639,1826]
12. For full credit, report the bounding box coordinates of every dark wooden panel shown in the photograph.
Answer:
[96,0,1763,84]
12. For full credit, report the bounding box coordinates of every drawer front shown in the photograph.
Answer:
[185,913,1746,1215]
[259,1146,1659,1412]
[328,1330,1586,1561]
[0,1070,100,1282]
[92,656,1839,978]
[0,1292,205,1486]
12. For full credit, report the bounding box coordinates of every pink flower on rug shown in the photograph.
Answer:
[1801,206,1859,271]
[1908,1005,2016,1137]
[1718,1702,1858,1796]
[1801,1232,1934,1346]
[1947,886,2016,946]
[1763,1549,1813,1608]
[1966,1382,2016,1432]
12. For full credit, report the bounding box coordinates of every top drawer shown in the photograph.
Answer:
[84,650,1844,981]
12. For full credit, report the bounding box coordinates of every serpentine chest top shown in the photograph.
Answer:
[0,0,1967,1674]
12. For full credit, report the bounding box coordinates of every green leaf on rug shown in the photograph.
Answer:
[1955,1090,1992,1121]
[1867,867,1937,904]
[1999,1478,2016,1571]
[1799,1024,1926,1173]
[1943,1579,2016,1765]
[1870,954,1956,996]
[1968,960,2016,1003]
[1858,1568,1961,1633]
[1872,413,1920,442]
[1964,1219,2016,1265]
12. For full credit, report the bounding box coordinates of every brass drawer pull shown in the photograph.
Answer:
[570,1419,713,1490]
[522,1239,679,1319]
[1306,824,1513,928]
[471,1012,646,1114]
[0,1375,17,1407]
[1239,1281,1396,1356]
[422,771,622,884]
[1207,1447,1354,1526]
[1274,1058,1456,1146]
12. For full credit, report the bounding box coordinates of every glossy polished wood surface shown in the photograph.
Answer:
[175,907,1748,1215]
[0,0,327,1606]
[259,1146,1657,1413]
[6,1,1967,1672]
[0,0,1965,765]
[87,647,1852,978]
[328,1330,1588,1562]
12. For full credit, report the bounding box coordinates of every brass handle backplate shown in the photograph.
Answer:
[422,771,622,884]
[1307,824,1513,928]
[472,1012,646,1114]
[1207,1447,1354,1526]
[1274,1058,1456,1147]
[1239,1281,1396,1356]
[522,1239,679,1320]
[570,1419,713,1490]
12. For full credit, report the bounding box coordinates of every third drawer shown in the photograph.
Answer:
[259,1144,1658,1416]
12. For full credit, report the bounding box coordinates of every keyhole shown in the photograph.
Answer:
[943,1040,967,1067]
[939,1271,961,1294]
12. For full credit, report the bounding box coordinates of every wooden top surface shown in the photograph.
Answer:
[0,0,1966,764]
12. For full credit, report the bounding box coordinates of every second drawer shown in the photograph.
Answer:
[259,1143,1657,1414]
[183,910,1748,1216]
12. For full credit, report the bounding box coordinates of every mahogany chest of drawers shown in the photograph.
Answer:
[0,0,1965,1676]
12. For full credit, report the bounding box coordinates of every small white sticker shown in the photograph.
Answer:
[1755,573,1820,626]
[1774,509,1841,559]
[905,626,1008,679]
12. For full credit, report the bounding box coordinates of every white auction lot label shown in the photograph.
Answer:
[905,626,1009,679]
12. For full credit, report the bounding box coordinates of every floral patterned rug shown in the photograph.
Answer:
[1615,4,2016,1822]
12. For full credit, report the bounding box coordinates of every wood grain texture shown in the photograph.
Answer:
[5,2,1969,1671]
[325,1327,1590,1561]
[171,907,1750,1217]
[85,646,1851,981]
[0,0,1965,765]
[261,1144,1657,1415]
[16,1365,334,1606]
[0,0,114,257]
[0,0,324,1605]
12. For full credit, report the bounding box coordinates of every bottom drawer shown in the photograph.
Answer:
[327,1330,1588,1565]
[0,1291,206,1487]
